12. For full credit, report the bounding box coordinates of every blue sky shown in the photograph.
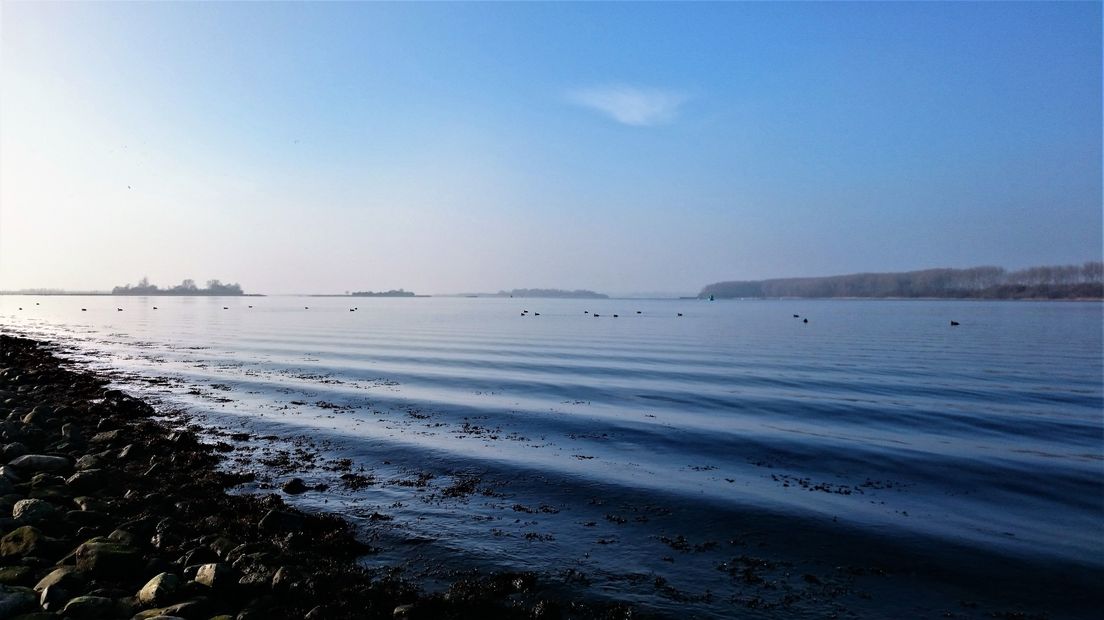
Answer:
[1,2,1100,294]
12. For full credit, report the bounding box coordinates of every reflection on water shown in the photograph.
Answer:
[2,295,1102,618]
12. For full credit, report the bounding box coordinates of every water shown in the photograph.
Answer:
[2,296,1101,617]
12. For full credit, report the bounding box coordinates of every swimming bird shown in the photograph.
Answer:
[534,313,540,316]
[636,311,641,314]
[677,313,682,317]
[594,314,600,317]
[81,308,87,311]
[117,308,123,312]
[584,310,589,314]
[803,318,808,323]
[153,307,158,310]
[248,305,253,308]
[305,307,309,310]
[793,314,800,318]
[223,307,229,310]
[950,320,960,326]
[613,314,619,318]
[17,307,21,311]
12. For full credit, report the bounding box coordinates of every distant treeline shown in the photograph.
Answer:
[351,289,416,297]
[112,278,244,296]
[497,288,609,299]
[700,262,1104,300]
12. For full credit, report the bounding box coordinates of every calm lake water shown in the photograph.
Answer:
[2,296,1101,618]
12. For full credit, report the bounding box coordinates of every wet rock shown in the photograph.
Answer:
[74,540,143,579]
[38,584,70,612]
[137,572,181,607]
[72,497,110,513]
[1,443,28,462]
[33,567,84,593]
[64,469,110,495]
[107,529,139,547]
[21,406,54,426]
[0,565,32,586]
[1,526,46,558]
[89,430,123,446]
[12,499,57,525]
[59,595,115,619]
[72,455,102,471]
[7,455,70,474]
[133,597,210,619]
[194,563,237,591]
[280,478,307,495]
[0,464,23,482]
[393,603,415,617]
[59,424,82,444]
[64,510,111,530]
[0,584,36,617]
[0,476,13,495]
[177,547,218,568]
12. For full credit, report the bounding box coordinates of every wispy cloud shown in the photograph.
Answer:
[567,84,688,126]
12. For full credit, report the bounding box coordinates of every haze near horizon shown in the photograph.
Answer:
[1,2,1100,295]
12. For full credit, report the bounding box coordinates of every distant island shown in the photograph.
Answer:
[701,262,1103,300]
[112,278,248,296]
[495,288,608,299]
[351,289,420,297]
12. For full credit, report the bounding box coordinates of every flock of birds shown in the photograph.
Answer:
[9,301,964,326]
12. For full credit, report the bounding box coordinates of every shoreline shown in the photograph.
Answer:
[0,334,629,619]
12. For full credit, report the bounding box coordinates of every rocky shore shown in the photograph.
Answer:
[0,335,628,619]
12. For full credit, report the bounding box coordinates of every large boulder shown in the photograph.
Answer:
[136,572,181,607]
[74,539,143,580]
[194,563,237,590]
[12,499,57,525]
[0,526,46,558]
[33,566,84,593]
[60,595,116,619]
[8,454,70,474]
[0,584,36,617]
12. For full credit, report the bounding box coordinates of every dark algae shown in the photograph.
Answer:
[0,335,634,619]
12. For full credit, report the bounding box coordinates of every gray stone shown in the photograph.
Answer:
[194,563,236,590]
[136,572,181,607]
[33,566,83,593]
[65,469,110,494]
[0,584,36,617]
[74,540,142,579]
[12,499,56,524]
[60,595,115,619]
[7,454,70,474]
[38,583,69,612]
[0,526,46,558]
[0,464,23,482]
[73,454,101,471]
[1,443,28,462]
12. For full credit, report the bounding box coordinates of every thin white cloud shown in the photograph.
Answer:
[567,84,688,126]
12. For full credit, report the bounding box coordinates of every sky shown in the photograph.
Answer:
[1,2,1100,295]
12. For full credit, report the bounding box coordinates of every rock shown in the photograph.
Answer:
[393,603,415,618]
[64,510,111,529]
[194,563,236,591]
[0,476,13,495]
[136,572,181,607]
[12,499,57,524]
[33,567,84,593]
[1,443,28,462]
[38,584,69,612]
[29,473,65,488]
[132,597,210,619]
[65,470,111,495]
[177,547,218,568]
[89,430,123,446]
[72,497,110,513]
[0,464,23,482]
[257,510,303,533]
[7,455,70,474]
[0,565,32,586]
[74,540,143,579]
[21,406,54,426]
[107,529,139,546]
[304,606,326,620]
[0,526,46,558]
[59,424,82,444]
[280,478,307,495]
[0,584,36,617]
[73,455,101,471]
[59,595,115,619]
